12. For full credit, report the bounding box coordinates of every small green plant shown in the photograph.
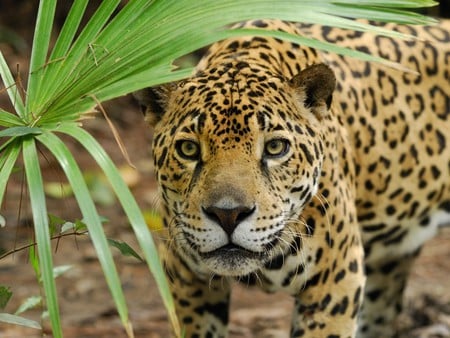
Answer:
[0,0,437,337]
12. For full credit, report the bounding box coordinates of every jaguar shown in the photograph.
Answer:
[135,19,450,337]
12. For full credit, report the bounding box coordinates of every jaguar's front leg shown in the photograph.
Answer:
[160,244,231,338]
[357,252,418,338]
[290,243,365,338]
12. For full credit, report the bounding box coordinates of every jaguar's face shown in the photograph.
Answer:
[138,63,335,276]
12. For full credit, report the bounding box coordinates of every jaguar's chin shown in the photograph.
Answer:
[199,244,267,276]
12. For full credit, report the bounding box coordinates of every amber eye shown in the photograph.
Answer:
[264,138,290,158]
[176,140,200,160]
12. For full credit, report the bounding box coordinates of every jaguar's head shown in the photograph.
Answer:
[135,62,335,276]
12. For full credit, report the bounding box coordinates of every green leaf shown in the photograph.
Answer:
[75,219,89,232]
[36,0,122,115]
[0,286,12,309]
[217,27,411,71]
[332,0,437,8]
[108,239,144,262]
[49,0,90,61]
[36,130,133,337]
[15,296,42,315]
[95,66,194,103]
[0,312,41,329]
[317,3,438,25]
[28,238,40,280]
[26,0,57,118]
[0,126,42,138]
[0,51,25,119]
[95,0,153,46]
[37,0,90,106]
[22,137,62,337]
[48,214,66,229]
[0,142,21,207]
[0,109,24,127]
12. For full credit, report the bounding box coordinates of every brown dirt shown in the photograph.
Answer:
[1,4,449,338]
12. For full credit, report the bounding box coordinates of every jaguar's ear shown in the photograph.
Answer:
[289,63,336,118]
[133,84,175,126]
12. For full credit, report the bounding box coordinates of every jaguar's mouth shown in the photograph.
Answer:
[199,243,264,260]
[196,243,273,276]
[181,229,282,275]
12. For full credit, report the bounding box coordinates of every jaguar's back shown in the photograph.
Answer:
[308,20,450,335]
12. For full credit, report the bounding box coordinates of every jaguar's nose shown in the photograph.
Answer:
[202,205,256,236]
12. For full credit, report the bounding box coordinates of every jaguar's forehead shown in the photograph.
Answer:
[183,61,285,101]
[170,61,300,135]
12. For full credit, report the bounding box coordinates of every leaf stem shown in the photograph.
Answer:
[0,230,88,261]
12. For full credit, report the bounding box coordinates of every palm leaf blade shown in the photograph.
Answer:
[22,138,62,338]
[0,52,25,119]
[37,130,133,337]
[26,0,57,117]
[0,141,20,207]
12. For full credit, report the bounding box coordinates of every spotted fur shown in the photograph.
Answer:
[135,19,450,338]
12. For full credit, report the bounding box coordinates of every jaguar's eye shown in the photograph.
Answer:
[176,140,200,160]
[264,138,290,158]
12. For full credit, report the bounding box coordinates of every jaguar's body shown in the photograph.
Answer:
[136,20,450,337]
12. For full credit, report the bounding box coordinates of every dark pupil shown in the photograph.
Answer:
[184,142,196,155]
[268,140,280,152]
